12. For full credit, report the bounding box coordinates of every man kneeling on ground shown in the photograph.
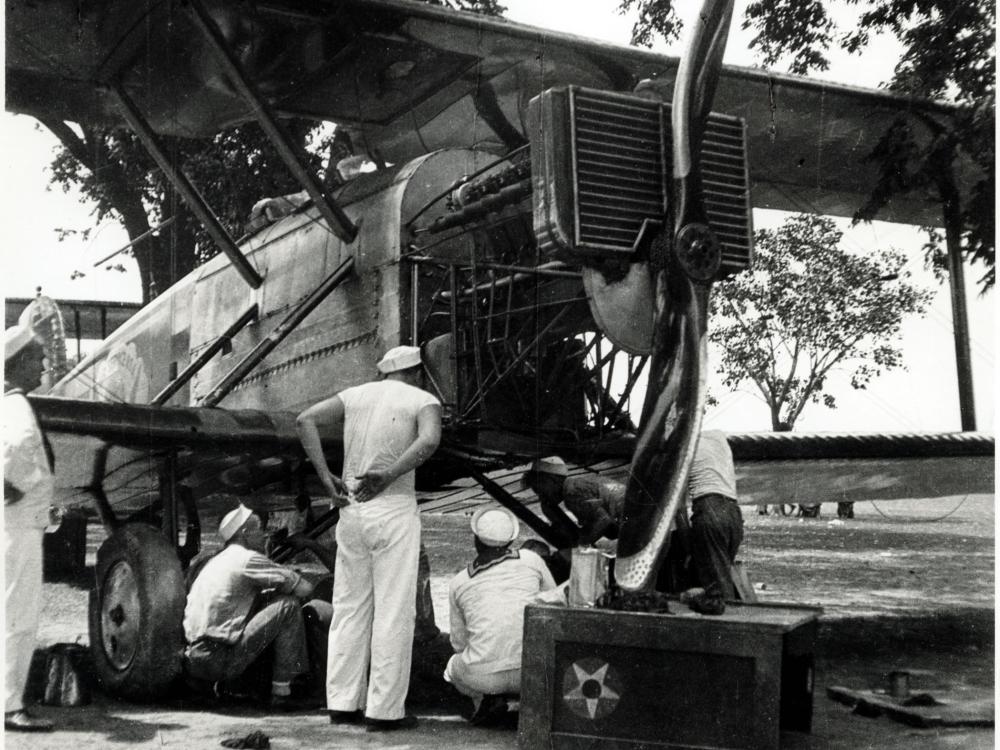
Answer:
[445,507,564,727]
[183,504,315,710]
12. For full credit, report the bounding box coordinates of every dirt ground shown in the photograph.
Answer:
[9,496,994,749]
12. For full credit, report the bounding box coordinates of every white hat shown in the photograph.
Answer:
[532,456,568,477]
[4,324,43,362]
[219,504,254,542]
[377,345,422,374]
[471,507,519,547]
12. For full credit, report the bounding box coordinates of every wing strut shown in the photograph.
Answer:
[153,304,259,406]
[448,454,573,550]
[200,257,356,406]
[187,0,358,244]
[111,82,264,290]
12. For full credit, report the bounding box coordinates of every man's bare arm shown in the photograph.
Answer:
[296,396,349,506]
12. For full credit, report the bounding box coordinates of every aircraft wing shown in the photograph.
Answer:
[6,0,968,226]
[30,394,992,525]
[29,395,310,511]
[420,432,994,514]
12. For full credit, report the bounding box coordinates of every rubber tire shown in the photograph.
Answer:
[88,523,186,700]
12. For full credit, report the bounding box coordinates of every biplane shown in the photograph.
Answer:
[6,0,993,698]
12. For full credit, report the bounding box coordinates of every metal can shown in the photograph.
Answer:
[568,546,610,607]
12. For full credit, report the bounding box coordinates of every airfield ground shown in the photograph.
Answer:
[10,496,994,749]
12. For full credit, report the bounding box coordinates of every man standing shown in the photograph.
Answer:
[445,508,559,727]
[4,324,55,732]
[183,504,314,709]
[296,345,441,732]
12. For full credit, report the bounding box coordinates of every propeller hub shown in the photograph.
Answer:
[675,223,721,282]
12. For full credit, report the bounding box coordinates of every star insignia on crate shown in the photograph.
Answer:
[562,657,622,720]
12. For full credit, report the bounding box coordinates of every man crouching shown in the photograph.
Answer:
[445,508,562,727]
[183,504,314,710]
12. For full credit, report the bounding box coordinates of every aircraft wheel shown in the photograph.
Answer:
[88,523,186,699]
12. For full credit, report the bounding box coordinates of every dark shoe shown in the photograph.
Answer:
[328,709,364,725]
[687,591,726,616]
[5,709,54,732]
[364,714,419,732]
[470,694,509,727]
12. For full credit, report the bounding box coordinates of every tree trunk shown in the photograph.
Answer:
[937,164,977,431]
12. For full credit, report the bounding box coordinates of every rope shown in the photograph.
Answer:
[868,494,972,523]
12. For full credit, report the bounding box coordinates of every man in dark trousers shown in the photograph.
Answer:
[684,430,744,603]
[183,504,315,709]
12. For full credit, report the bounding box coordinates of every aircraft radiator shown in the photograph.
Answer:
[530,86,753,278]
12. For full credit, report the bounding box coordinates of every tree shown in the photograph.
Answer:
[44,120,316,304]
[42,0,505,305]
[708,213,933,431]
[619,0,995,291]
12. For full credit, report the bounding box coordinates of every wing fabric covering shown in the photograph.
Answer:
[29,395,309,509]
[418,433,994,512]
[5,0,968,226]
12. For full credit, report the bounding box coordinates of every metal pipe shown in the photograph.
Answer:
[200,258,355,406]
[421,260,580,299]
[92,217,176,267]
[152,304,259,405]
[187,0,357,244]
[111,83,263,289]
[417,179,531,234]
[462,298,578,418]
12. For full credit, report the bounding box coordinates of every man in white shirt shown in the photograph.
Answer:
[4,324,55,732]
[445,507,559,727]
[297,345,442,732]
[183,504,314,709]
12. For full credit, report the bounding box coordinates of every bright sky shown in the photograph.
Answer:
[0,0,993,433]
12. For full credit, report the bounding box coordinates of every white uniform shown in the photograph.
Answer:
[326,380,440,720]
[444,549,557,700]
[4,390,53,713]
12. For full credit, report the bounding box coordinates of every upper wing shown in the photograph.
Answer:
[7,0,968,226]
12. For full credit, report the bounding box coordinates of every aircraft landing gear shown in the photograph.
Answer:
[88,523,187,699]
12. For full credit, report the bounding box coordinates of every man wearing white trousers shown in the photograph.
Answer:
[444,507,561,727]
[4,324,55,732]
[297,345,441,732]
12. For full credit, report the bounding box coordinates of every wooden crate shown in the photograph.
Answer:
[519,601,819,750]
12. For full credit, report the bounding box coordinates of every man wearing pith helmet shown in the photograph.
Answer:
[297,345,442,731]
[444,507,559,727]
